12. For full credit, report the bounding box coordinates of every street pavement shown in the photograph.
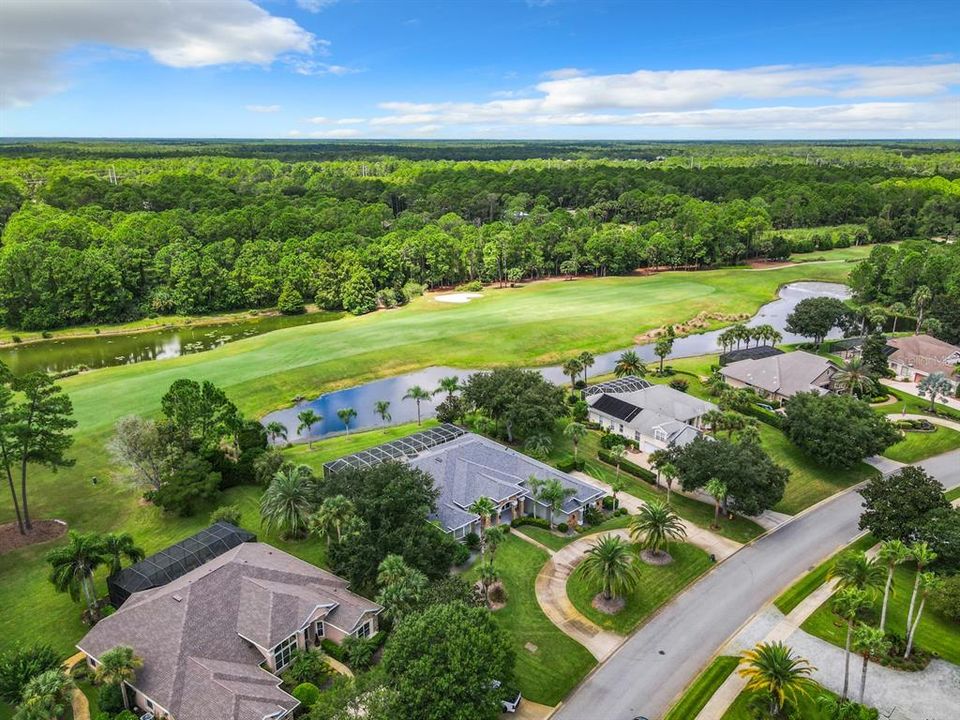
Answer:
[553,450,960,720]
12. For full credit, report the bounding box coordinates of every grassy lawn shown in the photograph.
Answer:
[663,655,739,720]
[0,680,100,719]
[883,426,960,463]
[0,264,853,656]
[513,513,633,552]
[284,419,439,472]
[756,425,876,515]
[801,564,960,665]
[880,387,960,422]
[567,541,714,634]
[773,534,876,615]
[722,685,841,719]
[946,486,960,503]
[464,535,596,706]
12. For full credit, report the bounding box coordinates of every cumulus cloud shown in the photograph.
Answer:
[296,0,339,12]
[288,60,358,76]
[309,128,362,138]
[1,0,316,108]
[368,63,960,135]
[246,104,281,113]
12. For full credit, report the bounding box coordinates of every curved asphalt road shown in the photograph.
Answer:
[554,450,960,720]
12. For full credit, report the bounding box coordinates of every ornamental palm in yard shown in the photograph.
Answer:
[296,409,322,448]
[403,385,431,425]
[95,645,143,710]
[704,478,728,529]
[629,500,687,560]
[834,358,873,397]
[374,400,392,425]
[852,624,890,705]
[265,421,288,444]
[575,534,641,602]
[904,571,942,659]
[434,375,461,399]
[14,668,74,720]
[738,641,817,718]
[577,351,595,383]
[563,421,586,461]
[831,587,871,701]
[309,494,355,546]
[904,542,937,642]
[46,531,108,614]
[468,496,497,539]
[876,539,910,631]
[336,406,357,434]
[614,350,646,378]
[562,358,582,391]
[100,532,145,578]
[532,478,576,530]
[260,466,316,538]
[828,552,884,595]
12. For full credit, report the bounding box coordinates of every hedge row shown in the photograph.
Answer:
[597,449,657,483]
[741,403,783,429]
[555,454,586,472]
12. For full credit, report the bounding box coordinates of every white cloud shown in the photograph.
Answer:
[368,63,960,135]
[542,67,587,80]
[414,124,443,134]
[337,117,366,124]
[288,60,358,76]
[246,104,281,113]
[1,0,316,108]
[309,128,362,138]
[306,116,329,124]
[296,0,339,12]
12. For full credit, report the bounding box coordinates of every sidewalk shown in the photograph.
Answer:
[882,379,960,412]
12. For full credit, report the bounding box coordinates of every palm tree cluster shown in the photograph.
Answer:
[718,324,782,353]
[614,350,647,378]
[13,668,75,720]
[46,531,144,617]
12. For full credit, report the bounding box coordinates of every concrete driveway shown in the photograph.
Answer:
[553,450,960,720]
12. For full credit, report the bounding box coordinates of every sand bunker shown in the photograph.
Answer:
[434,292,483,304]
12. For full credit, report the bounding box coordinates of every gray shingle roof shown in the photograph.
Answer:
[79,543,380,720]
[720,350,837,397]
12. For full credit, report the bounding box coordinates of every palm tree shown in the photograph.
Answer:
[888,301,907,333]
[403,385,431,425]
[296,409,322,449]
[833,357,873,397]
[704,478,728,528]
[575,534,641,603]
[654,335,674,374]
[468,496,497,540]
[904,542,937,652]
[16,668,74,720]
[828,552,885,594]
[562,358,583,391]
[609,442,627,484]
[614,350,646,378]
[533,477,576,530]
[831,587,871,701]
[434,375,461,399]
[852,624,890,704]
[718,410,752,438]
[904,572,942,659]
[479,559,501,607]
[876,539,910,631]
[95,645,143,710]
[309,494,355,546]
[46,531,107,614]
[564,421,586,461]
[578,351,595,383]
[609,476,625,510]
[656,459,678,504]
[336,407,357,434]
[917,371,952,412]
[524,432,553,459]
[701,409,724,433]
[265,421,288,444]
[100,533,145,578]
[484,525,506,562]
[911,286,932,335]
[259,466,315,538]
[629,501,687,561]
[738,641,817,718]
[374,400,392,426]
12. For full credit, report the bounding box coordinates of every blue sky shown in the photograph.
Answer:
[1,0,958,139]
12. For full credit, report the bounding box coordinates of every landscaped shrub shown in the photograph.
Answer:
[376,288,399,308]
[321,639,345,662]
[668,378,689,392]
[11,335,21,343]
[584,504,603,526]
[292,682,321,707]
[741,403,783,429]
[341,636,376,670]
[597,449,656,483]
[452,543,471,566]
[456,280,484,292]
[41,331,52,339]
[555,454,585,472]
[572,400,589,422]
[401,281,426,302]
[283,649,330,686]
[602,496,617,510]
[114,711,138,720]
[98,683,124,715]
[556,522,569,533]
[209,503,243,527]
[510,516,551,530]
[464,532,481,551]
[0,643,60,704]
[931,574,960,621]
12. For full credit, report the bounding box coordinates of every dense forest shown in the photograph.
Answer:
[0,141,958,330]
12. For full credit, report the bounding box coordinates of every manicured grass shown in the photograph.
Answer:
[722,685,841,719]
[0,264,853,656]
[464,535,596,706]
[773,534,876,615]
[284,419,439,472]
[801,564,960,665]
[663,655,739,720]
[514,513,634,552]
[77,681,100,718]
[946,486,960,502]
[883,426,960,463]
[757,425,877,515]
[567,541,714,634]
[880,387,960,422]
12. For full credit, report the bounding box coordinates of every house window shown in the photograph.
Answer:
[271,634,298,671]
[654,428,667,442]
[634,431,641,441]
[146,699,153,710]
[618,424,624,433]
[356,621,372,639]
[314,621,324,639]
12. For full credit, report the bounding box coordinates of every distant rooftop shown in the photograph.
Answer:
[583,375,653,397]
[322,423,466,474]
[719,345,784,366]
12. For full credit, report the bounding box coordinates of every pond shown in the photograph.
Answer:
[0,311,342,376]
[262,281,851,443]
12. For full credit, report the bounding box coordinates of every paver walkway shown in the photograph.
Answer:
[63,652,90,720]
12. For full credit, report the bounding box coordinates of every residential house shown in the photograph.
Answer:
[886,334,960,391]
[719,350,837,404]
[323,424,604,539]
[584,376,717,454]
[79,538,381,720]
[719,345,784,366]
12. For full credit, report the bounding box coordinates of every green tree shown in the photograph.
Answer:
[434,375,461,399]
[614,350,646,378]
[563,421,586,461]
[277,281,305,314]
[917,371,952,411]
[911,285,932,335]
[0,363,25,534]
[0,644,60,705]
[876,539,911,631]
[336,407,357,434]
[14,668,74,720]
[529,477,576,530]
[260,466,316,538]
[562,358,583,391]
[903,542,937,652]
[462,369,566,443]
[468,496,497,541]
[523,432,552,459]
[309,495,355,546]
[609,442,627,484]
[151,453,219,516]
[94,646,143,710]
[833,357,874,397]
[852,624,890,704]
[654,334,674,374]
[100,533,145,578]
[403,385,431,426]
[296,409,322,449]
[705,477,728,528]
[904,572,942,659]
[160,378,236,450]
[828,552,885,594]
[831,588,871,702]
[341,266,378,315]
[629,500,687,560]
[375,554,428,622]
[858,467,949,541]
[575,533,641,603]
[374,400,392,425]
[46,531,107,615]
[383,601,514,720]
[577,351,595,383]
[265,420,288,444]
[738,641,817,718]
[785,296,848,346]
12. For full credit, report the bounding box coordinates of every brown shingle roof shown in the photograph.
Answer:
[887,335,960,378]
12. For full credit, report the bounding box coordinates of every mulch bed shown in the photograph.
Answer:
[0,519,67,554]
[592,594,626,615]
[640,549,674,566]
